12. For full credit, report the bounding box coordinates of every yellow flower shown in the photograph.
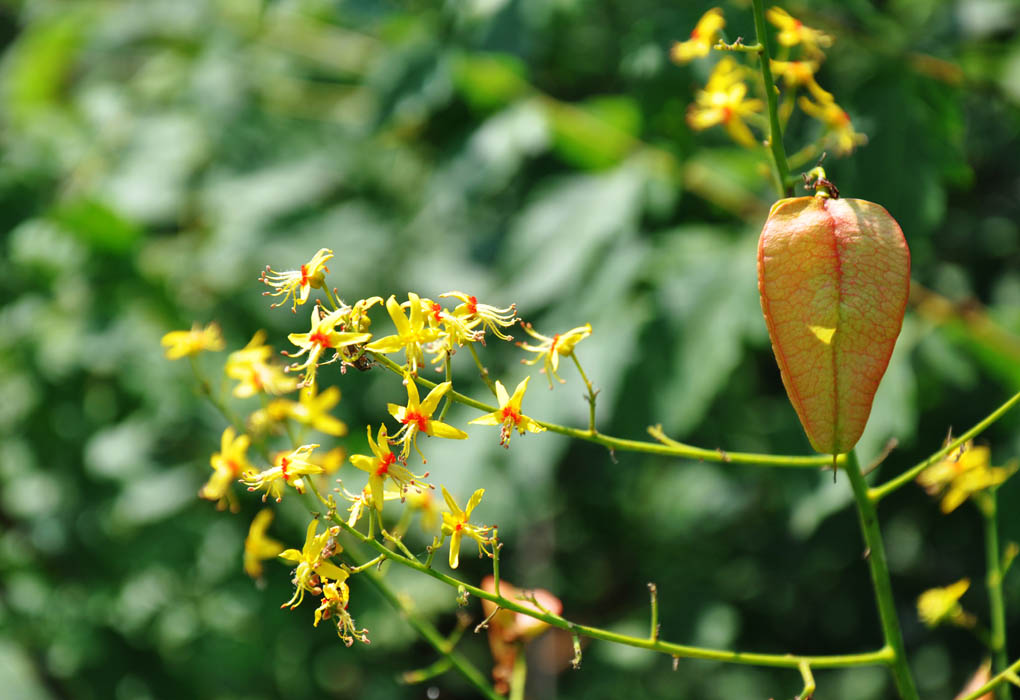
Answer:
[440,486,493,569]
[285,306,372,387]
[199,427,254,509]
[440,291,518,342]
[225,331,298,398]
[341,483,402,528]
[283,384,348,436]
[279,519,347,609]
[307,446,346,475]
[797,96,867,156]
[917,441,1013,514]
[469,376,545,447]
[243,444,325,502]
[244,509,284,580]
[161,322,224,359]
[313,580,369,646]
[769,59,833,102]
[670,8,725,64]
[260,248,334,312]
[405,486,440,533]
[350,425,429,510]
[766,7,833,59]
[365,293,441,376]
[917,579,974,628]
[518,322,593,388]
[387,377,468,461]
[687,58,764,149]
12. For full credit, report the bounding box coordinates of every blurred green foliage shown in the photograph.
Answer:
[1,0,1019,698]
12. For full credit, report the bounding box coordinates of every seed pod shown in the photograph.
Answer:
[757,196,910,455]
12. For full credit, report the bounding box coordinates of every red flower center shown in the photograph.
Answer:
[501,405,521,425]
[280,456,291,481]
[467,296,478,315]
[721,106,732,123]
[550,333,560,353]
[690,28,700,39]
[300,264,310,286]
[309,331,332,348]
[431,302,443,322]
[402,411,430,432]
[376,452,396,477]
[226,459,241,476]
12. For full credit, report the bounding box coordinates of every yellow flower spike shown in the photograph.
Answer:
[283,384,348,437]
[285,306,372,387]
[766,7,833,59]
[350,425,429,511]
[225,330,298,398]
[469,376,546,447]
[440,486,493,569]
[259,248,334,312]
[243,509,284,580]
[199,427,254,509]
[917,441,1013,514]
[387,377,468,461]
[917,579,975,629]
[517,322,593,388]
[366,293,442,376]
[279,519,348,609]
[797,96,867,156]
[670,8,725,64]
[242,444,325,502]
[440,291,519,342]
[161,322,225,359]
[686,59,764,150]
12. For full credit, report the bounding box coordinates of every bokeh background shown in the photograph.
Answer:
[2,0,1020,698]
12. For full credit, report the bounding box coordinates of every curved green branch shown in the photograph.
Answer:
[306,482,892,672]
[868,389,1020,502]
[370,352,836,469]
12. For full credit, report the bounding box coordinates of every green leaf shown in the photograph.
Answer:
[52,199,141,255]
[451,52,529,111]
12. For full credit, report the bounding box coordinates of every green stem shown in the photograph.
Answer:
[468,343,499,397]
[869,389,1020,502]
[844,450,919,700]
[984,492,1011,700]
[570,352,598,434]
[316,481,891,670]
[438,356,454,421]
[648,583,659,641]
[371,351,834,468]
[750,0,792,197]
[509,649,527,700]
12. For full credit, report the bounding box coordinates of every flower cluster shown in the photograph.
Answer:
[164,247,592,656]
[673,6,865,157]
